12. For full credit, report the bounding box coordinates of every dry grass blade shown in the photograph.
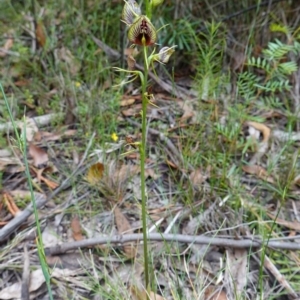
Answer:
[263,254,298,299]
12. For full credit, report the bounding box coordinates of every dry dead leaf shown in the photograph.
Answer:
[0,36,13,57]
[114,206,136,258]
[145,168,160,180]
[42,225,62,247]
[124,47,139,56]
[267,213,300,231]
[245,121,271,143]
[10,190,45,202]
[130,285,166,300]
[55,47,80,75]
[0,149,11,158]
[127,55,136,70]
[34,129,76,142]
[121,103,142,117]
[178,100,194,122]
[71,215,84,241]
[242,165,274,183]
[114,206,133,234]
[30,166,59,189]
[0,269,45,299]
[120,98,136,106]
[292,174,300,189]
[0,156,22,172]
[204,287,228,300]
[2,192,21,217]
[232,52,246,72]
[36,20,47,47]
[87,162,104,185]
[225,248,247,297]
[29,143,49,168]
[149,292,166,300]
[0,268,78,299]
[19,117,39,142]
[189,168,206,186]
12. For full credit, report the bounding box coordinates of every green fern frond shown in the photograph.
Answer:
[263,39,294,59]
[247,57,271,73]
[269,23,290,35]
[278,61,298,75]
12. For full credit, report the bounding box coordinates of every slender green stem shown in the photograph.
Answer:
[22,122,53,300]
[145,0,152,20]
[140,44,150,292]
[0,83,53,299]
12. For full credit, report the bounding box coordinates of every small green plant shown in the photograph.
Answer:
[192,21,226,101]
[237,28,300,109]
[114,0,175,294]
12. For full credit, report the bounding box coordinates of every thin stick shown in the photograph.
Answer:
[45,233,300,256]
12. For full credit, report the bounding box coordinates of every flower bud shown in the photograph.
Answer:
[128,16,157,46]
[151,0,164,8]
[122,0,141,26]
[153,46,176,63]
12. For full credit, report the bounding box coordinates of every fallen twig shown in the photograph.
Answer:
[45,233,300,256]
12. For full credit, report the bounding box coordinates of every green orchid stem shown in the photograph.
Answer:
[140,44,150,294]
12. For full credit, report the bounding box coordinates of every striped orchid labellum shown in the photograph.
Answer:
[128,15,157,46]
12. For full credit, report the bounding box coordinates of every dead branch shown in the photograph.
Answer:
[45,233,300,256]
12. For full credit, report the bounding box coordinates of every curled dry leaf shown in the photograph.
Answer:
[267,213,300,231]
[204,287,228,300]
[86,162,104,185]
[54,47,80,75]
[71,215,84,241]
[19,118,39,142]
[2,192,21,217]
[130,285,166,300]
[34,129,77,142]
[242,165,274,183]
[245,121,271,143]
[0,268,78,299]
[189,168,206,187]
[0,36,13,57]
[127,55,136,70]
[225,248,247,297]
[29,143,49,168]
[114,206,136,258]
[120,98,136,107]
[30,166,59,189]
[178,100,194,122]
[292,174,300,189]
[36,20,47,47]
[121,103,142,117]
[145,168,160,180]
[0,156,22,172]
[114,163,140,184]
